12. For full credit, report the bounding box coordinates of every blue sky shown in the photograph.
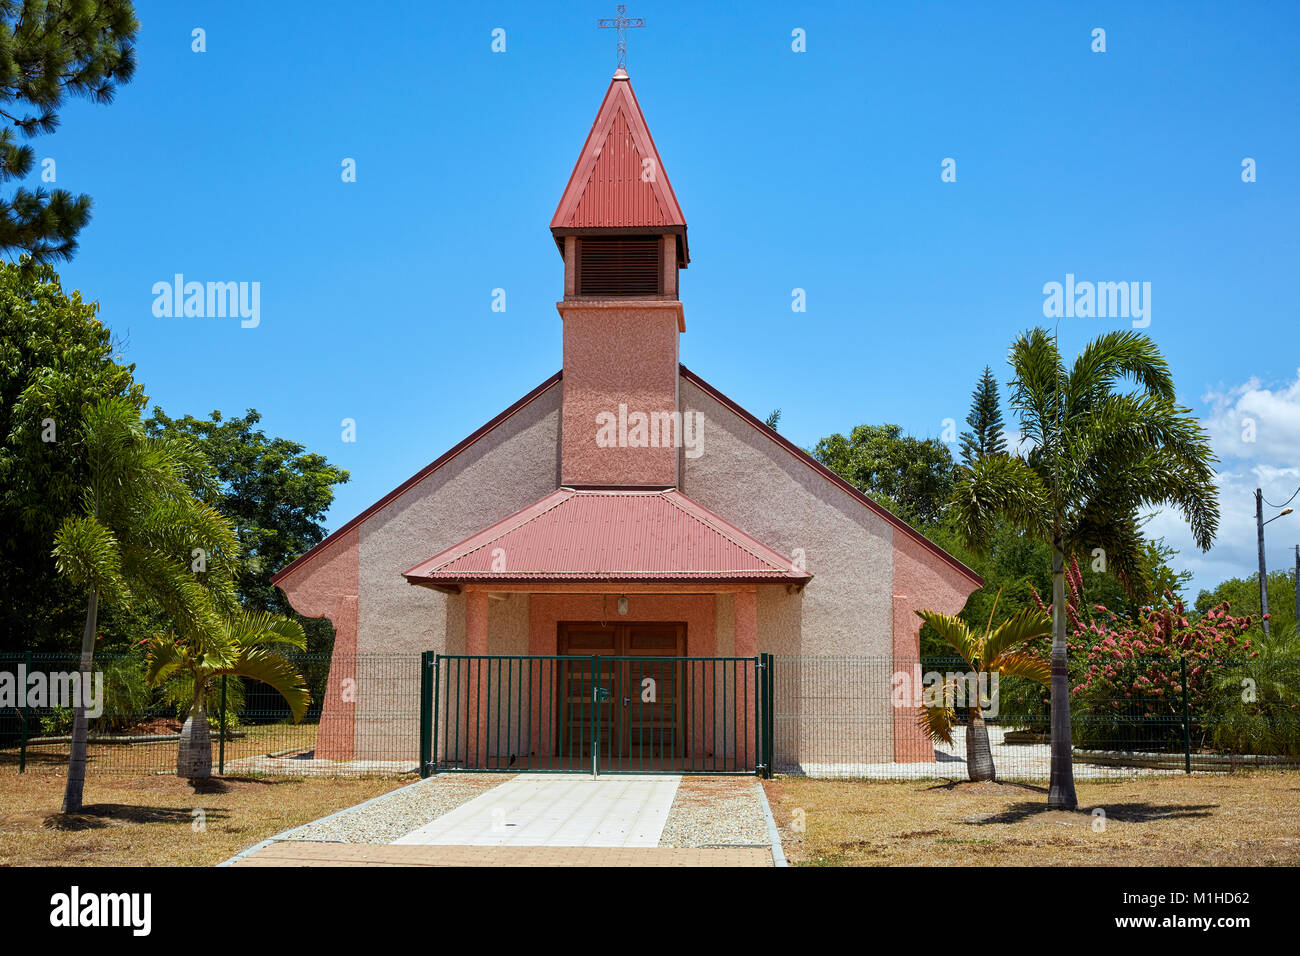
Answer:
[41,1,1300,600]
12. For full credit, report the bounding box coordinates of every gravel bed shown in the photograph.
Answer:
[280,773,511,844]
[658,777,770,848]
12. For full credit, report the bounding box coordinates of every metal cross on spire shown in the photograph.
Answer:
[597,4,645,71]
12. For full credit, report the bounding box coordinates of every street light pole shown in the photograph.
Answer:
[1255,490,1296,635]
[1257,489,1270,635]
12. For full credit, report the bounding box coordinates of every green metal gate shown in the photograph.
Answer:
[420,653,774,777]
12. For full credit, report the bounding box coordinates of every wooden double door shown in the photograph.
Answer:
[556,622,686,769]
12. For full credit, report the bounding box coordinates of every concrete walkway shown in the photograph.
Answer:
[392,774,681,847]
[230,841,770,867]
[221,773,780,867]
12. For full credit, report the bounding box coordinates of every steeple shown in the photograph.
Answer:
[554,72,687,489]
[551,70,688,295]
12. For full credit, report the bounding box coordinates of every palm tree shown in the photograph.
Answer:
[52,397,239,811]
[917,595,1052,781]
[1209,624,1300,757]
[145,610,309,779]
[949,329,1218,808]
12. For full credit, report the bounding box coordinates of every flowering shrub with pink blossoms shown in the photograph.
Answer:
[1004,558,1263,750]
[1068,597,1258,749]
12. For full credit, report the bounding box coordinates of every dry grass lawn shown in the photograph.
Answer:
[0,771,408,866]
[0,722,322,776]
[764,771,1300,866]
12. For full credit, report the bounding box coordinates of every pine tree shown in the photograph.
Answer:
[958,365,1007,465]
[0,2,138,262]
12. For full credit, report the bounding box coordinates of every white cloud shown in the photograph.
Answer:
[1147,464,1300,601]
[1140,368,1300,598]
[1203,368,1300,461]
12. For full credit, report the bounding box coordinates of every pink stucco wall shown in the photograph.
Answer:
[890,531,978,762]
[559,301,681,487]
[275,368,979,770]
[277,527,358,760]
[278,381,561,761]
[680,373,980,766]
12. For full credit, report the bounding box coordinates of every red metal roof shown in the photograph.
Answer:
[550,71,687,258]
[403,488,810,590]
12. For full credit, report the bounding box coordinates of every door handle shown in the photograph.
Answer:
[623,697,630,707]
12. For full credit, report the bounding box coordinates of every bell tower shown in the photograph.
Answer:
[552,69,689,488]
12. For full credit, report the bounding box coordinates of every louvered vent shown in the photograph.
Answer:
[576,236,662,296]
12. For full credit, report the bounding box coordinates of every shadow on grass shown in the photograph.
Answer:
[44,804,233,830]
[973,801,1218,825]
[923,779,1049,795]
[190,775,300,793]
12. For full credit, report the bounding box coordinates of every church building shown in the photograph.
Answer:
[271,68,980,773]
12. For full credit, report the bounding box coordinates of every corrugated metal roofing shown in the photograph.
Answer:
[550,71,687,235]
[403,488,811,587]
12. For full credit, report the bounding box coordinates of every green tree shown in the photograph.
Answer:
[0,260,145,652]
[1208,624,1300,757]
[924,520,1190,659]
[1195,570,1298,636]
[144,408,349,653]
[51,397,239,812]
[0,1,138,261]
[813,424,956,527]
[145,609,309,779]
[958,365,1007,466]
[948,329,1219,809]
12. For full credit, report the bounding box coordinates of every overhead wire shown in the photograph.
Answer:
[1261,486,1300,510]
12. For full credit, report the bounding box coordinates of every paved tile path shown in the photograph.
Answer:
[393,774,681,847]
[224,773,780,867]
[231,841,770,867]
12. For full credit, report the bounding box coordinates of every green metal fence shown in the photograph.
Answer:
[7,647,1295,781]
[771,654,1300,780]
[422,653,772,776]
[0,652,418,776]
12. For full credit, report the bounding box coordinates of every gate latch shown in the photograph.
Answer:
[595,686,611,703]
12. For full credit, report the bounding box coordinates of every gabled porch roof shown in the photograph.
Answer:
[403,488,812,593]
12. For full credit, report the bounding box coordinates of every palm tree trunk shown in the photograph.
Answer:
[966,706,996,781]
[1047,541,1078,809]
[61,587,98,813]
[178,687,212,780]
